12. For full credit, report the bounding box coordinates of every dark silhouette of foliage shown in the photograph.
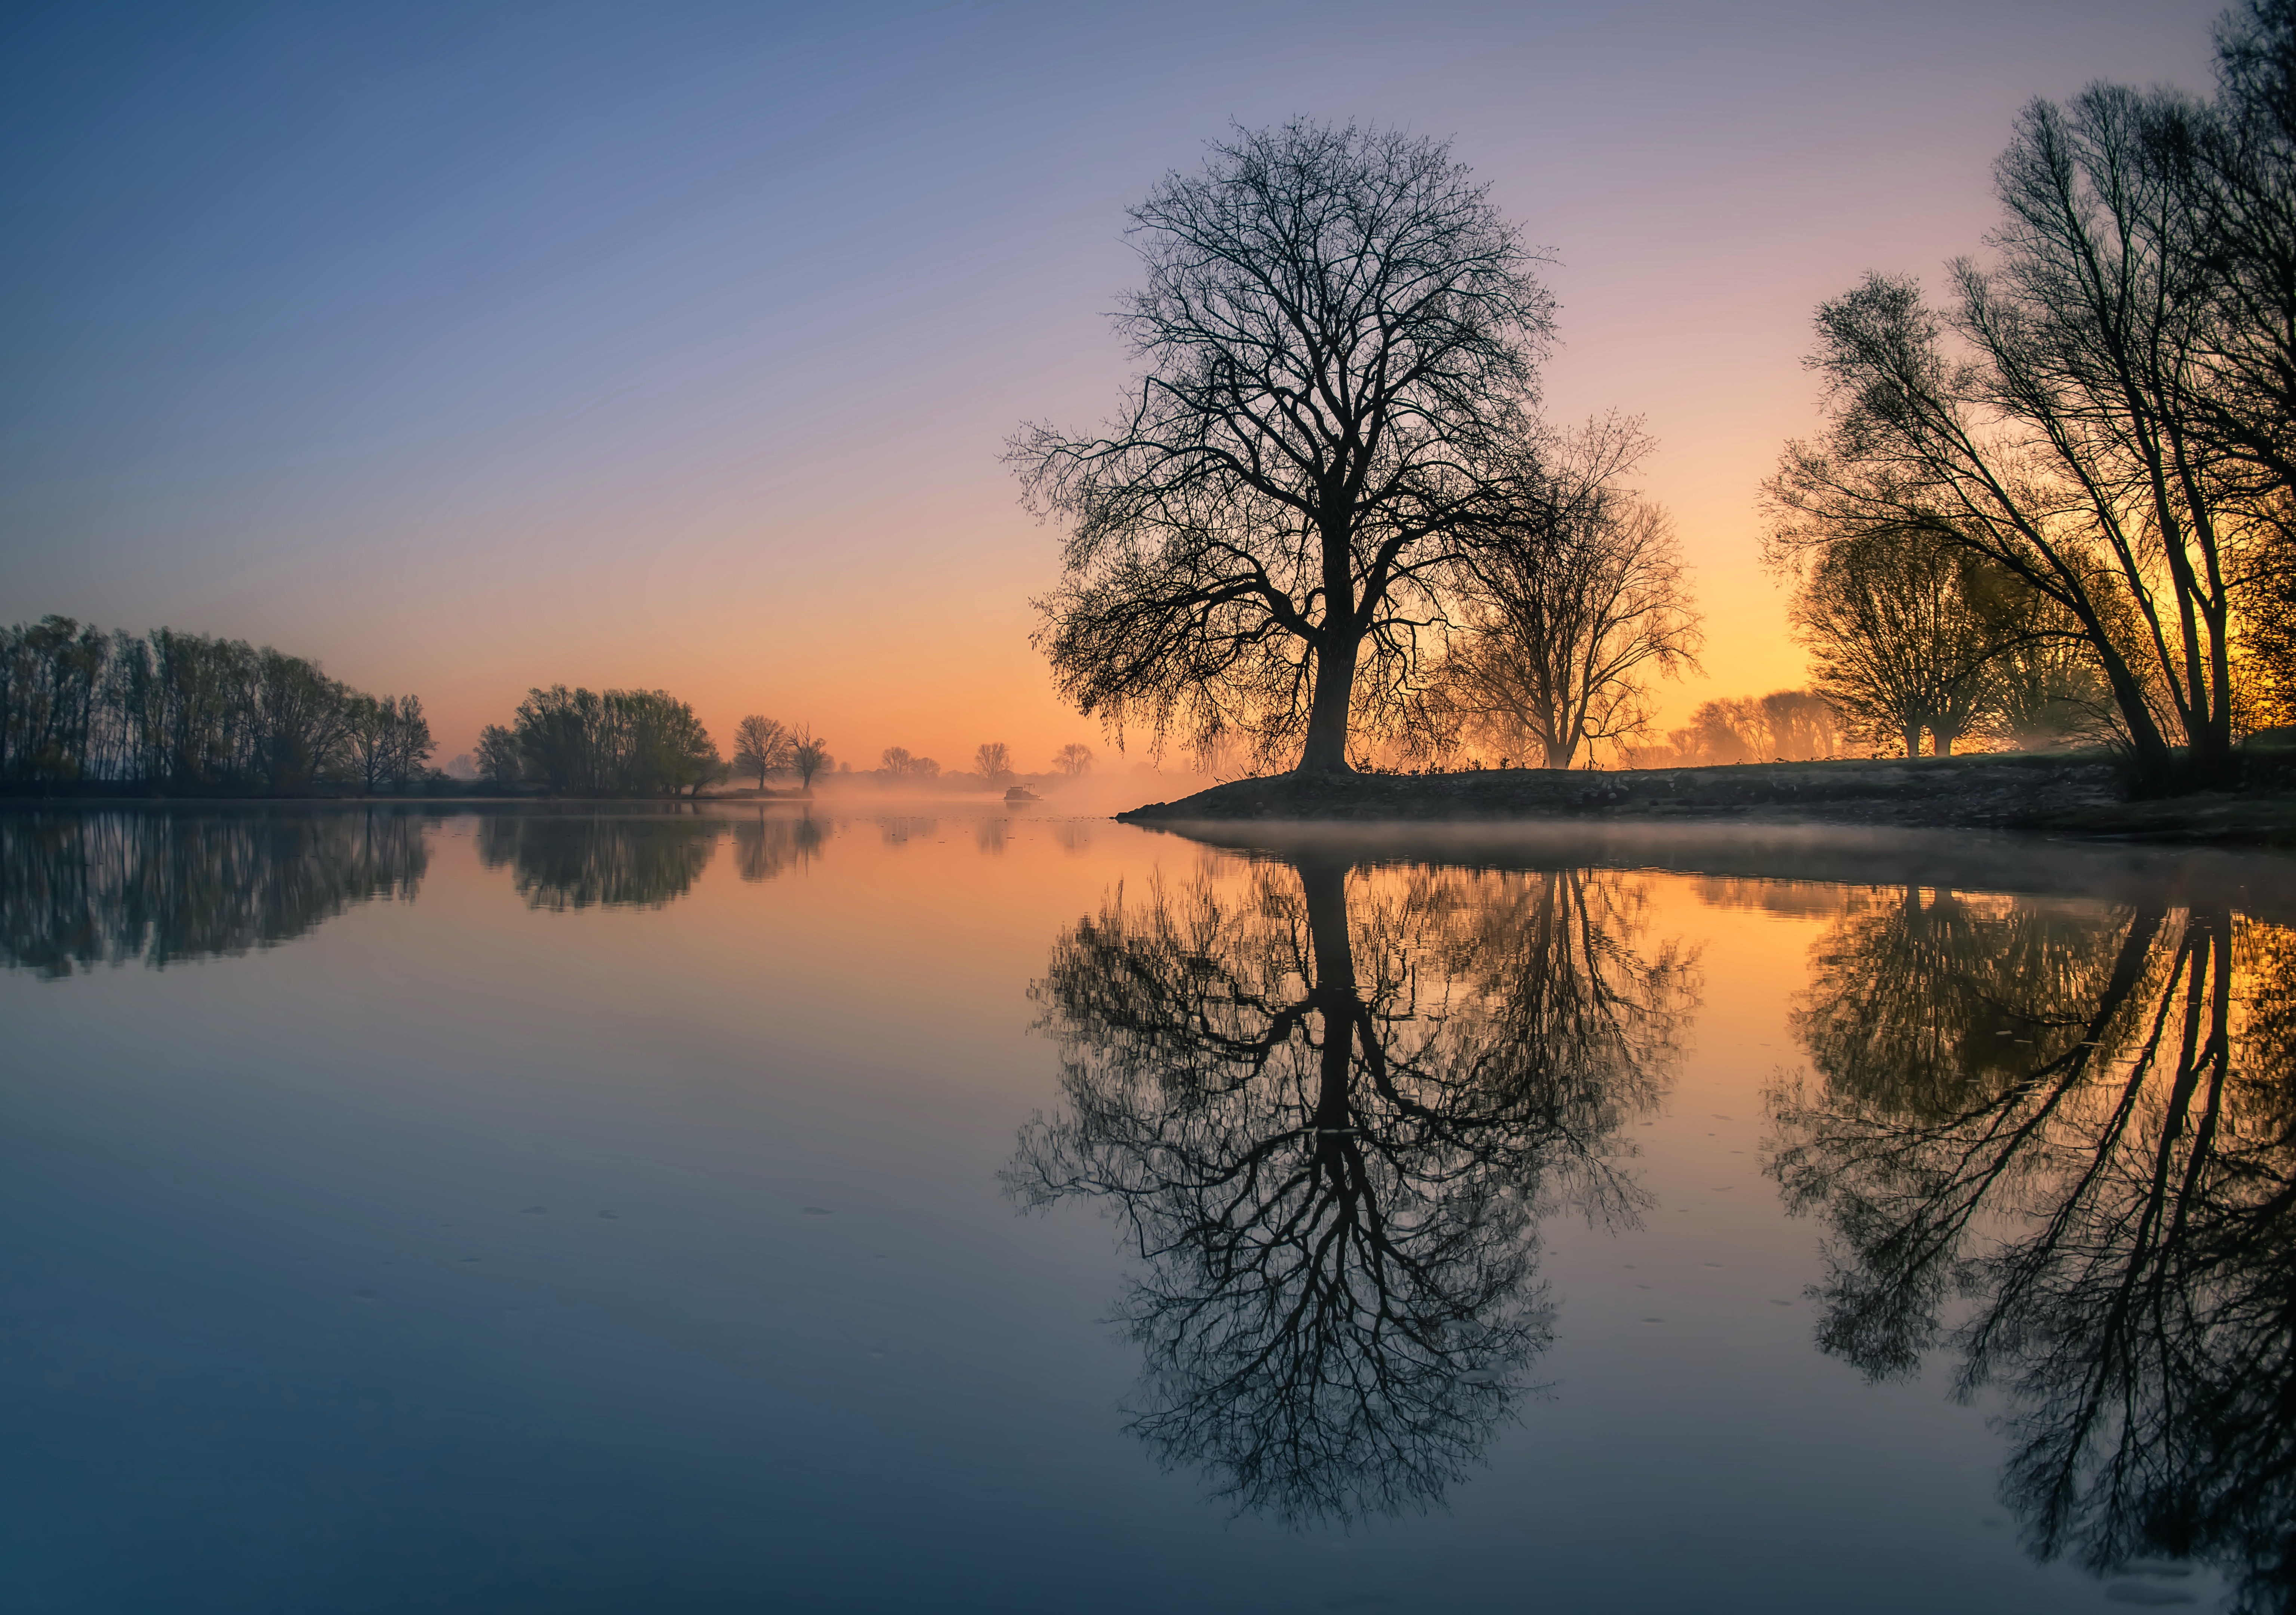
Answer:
[1011,120,1556,774]
[489,686,724,797]
[0,615,427,794]
[1765,7,2296,787]
[733,715,792,789]
[1433,417,1701,768]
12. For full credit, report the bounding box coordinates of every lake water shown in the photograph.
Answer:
[2,803,2290,1615]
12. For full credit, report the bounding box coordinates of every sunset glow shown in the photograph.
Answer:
[0,2,2217,765]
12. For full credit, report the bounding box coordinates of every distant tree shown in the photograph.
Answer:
[631,693,720,798]
[345,694,436,793]
[476,723,523,789]
[882,746,942,779]
[497,685,721,796]
[251,645,355,793]
[1,616,113,784]
[733,715,791,789]
[975,741,1014,781]
[1436,417,1702,768]
[1788,527,2016,758]
[1622,690,1845,768]
[385,694,435,791]
[789,725,830,792]
[1053,743,1095,777]
[1011,120,1556,773]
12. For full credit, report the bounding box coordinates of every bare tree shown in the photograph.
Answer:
[2161,2,2296,501]
[789,725,829,793]
[1011,120,1555,774]
[974,741,1013,782]
[1435,418,1701,768]
[881,746,941,779]
[1053,742,1095,777]
[1765,70,2270,788]
[733,714,790,789]
[1788,527,2014,758]
[346,694,430,793]
[1621,689,1845,767]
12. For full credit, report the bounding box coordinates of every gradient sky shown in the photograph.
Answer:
[0,0,2221,770]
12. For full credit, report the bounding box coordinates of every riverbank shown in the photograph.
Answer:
[1116,752,2296,847]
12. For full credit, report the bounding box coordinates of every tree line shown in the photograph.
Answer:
[474,694,835,798]
[0,614,434,794]
[1766,0,2296,784]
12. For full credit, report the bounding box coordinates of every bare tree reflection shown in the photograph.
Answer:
[1772,892,2296,1612]
[1008,856,1695,1523]
[477,812,723,910]
[1,807,429,977]
[734,809,826,881]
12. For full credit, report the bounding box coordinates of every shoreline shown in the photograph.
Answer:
[1115,753,2296,848]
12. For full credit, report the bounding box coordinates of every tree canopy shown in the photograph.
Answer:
[1013,121,1555,773]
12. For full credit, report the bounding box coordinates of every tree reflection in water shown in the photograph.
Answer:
[1009,855,1697,1523]
[1772,887,2296,1612]
[478,811,708,909]
[734,809,826,882]
[0,807,429,977]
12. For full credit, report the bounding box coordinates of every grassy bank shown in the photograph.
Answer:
[1118,751,2296,847]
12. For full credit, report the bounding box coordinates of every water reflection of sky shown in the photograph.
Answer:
[1,806,2288,1614]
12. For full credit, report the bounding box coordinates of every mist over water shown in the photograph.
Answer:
[2,804,2290,1614]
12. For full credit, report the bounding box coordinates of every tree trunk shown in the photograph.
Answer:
[1295,632,1359,774]
[1542,735,1575,769]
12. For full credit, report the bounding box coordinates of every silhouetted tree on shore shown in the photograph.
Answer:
[1433,416,1702,768]
[482,686,722,797]
[346,694,436,792]
[789,726,830,792]
[1053,743,1094,777]
[974,741,1013,782]
[1012,121,1557,774]
[1767,7,2296,788]
[733,715,791,789]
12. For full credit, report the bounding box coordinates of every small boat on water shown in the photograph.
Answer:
[1004,785,1040,804]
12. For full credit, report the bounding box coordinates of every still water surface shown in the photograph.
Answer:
[2,804,2290,1614]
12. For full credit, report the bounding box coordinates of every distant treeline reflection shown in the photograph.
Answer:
[479,808,825,910]
[1010,856,1697,1523]
[1773,886,2296,1612]
[3,807,831,974]
[0,808,429,976]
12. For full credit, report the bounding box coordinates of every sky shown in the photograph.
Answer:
[0,0,2225,772]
